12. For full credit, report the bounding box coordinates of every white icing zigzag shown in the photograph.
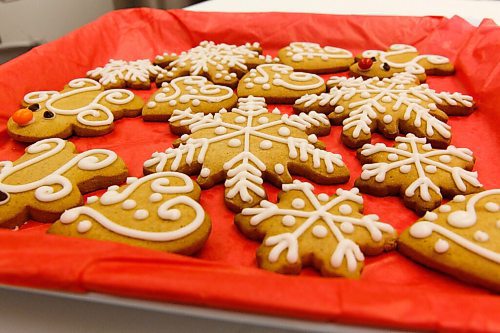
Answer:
[284,42,353,62]
[241,180,394,272]
[87,59,164,86]
[23,78,135,127]
[60,172,205,241]
[359,134,482,201]
[144,96,345,204]
[0,138,117,205]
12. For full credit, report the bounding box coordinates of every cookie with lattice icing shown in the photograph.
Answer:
[278,42,354,74]
[7,78,144,143]
[355,134,483,215]
[143,96,349,212]
[350,44,454,82]
[399,190,499,292]
[142,76,237,122]
[154,41,278,89]
[48,172,211,255]
[235,180,397,278]
[294,73,475,148]
[0,138,128,229]
[237,64,326,104]
[87,59,165,89]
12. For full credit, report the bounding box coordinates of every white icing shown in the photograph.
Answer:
[122,199,136,210]
[86,196,98,204]
[340,221,354,234]
[87,59,163,85]
[338,204,352,215]
[134,209,149,220]
[485,202,499,212]
[215,126,227,135]
[278,127,291,136]
[259,140,272,150]
[424,211,438,221]
[77,220,92,233]
[247,64,324,91]
[439,204,452,213]
[274,163,284,175]
[228,138,242,147]
[400,165,412,173]
[286,42,352,63]
[434,239,449,253]
[292,198,305,209]
[149,193,163,203]
[282,215,296,227]
[258,116,269,124]
[439,155,452,163]
[453,195,466,203]
[126,177,138,184]
[312,225,328,238]
[383,115,392,124]
[474,230,489,242]
[200,167,211,178]
[317,193,329,202]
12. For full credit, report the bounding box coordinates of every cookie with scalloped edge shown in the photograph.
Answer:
[235,180,397,278]
[48,172,211,255]
[278,42,354,74]
[399,189,499,292]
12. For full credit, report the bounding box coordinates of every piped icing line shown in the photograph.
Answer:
[241,180,394,272]
[446,189,500,228]
[87,59,164,86]
[285,42,353,62]
[0,138,118,204]
[248,64,324,91]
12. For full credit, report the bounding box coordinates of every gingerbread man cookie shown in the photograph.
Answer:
[154,41,278,88]
[355,134,483,215]
[0,138,128,229]
[87,59,165,89]
[278,42,354,73]
[142,76,237,122]
[399,190,500,292]
[48,172,211,255]
[237,64,326,104]
[294,73,475,148]
[350,44,454,82]
[144,96,349,212]
[7,78,144,143]
[235,180,397,278]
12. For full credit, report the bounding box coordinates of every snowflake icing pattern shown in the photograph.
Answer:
[237,180,396,277]
[356,134,483,214]
[144,96,350,211]
[294,73,474,148]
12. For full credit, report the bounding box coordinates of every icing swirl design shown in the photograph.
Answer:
[87,59,164,87]
[243,64,324,91]
[284,42,353,62]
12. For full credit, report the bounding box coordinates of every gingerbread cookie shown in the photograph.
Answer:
[278,42,354,73]
[142,76,237,122]
[0,138,128,229]
[294,73,475,148]
[144,96,349,212]
[399,190,499,292]
[7,78,144,143]
[237,64,326,104]
[48,172,211,255]
[350,44,454,82]
[154,41,278,88]
[235,180,397,277]
[87,59,165,89]
[355,134,483,215]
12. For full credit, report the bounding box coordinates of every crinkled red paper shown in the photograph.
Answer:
[0,9,499,332]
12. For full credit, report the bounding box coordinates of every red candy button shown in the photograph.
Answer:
[12,108,34,126]
[358,57,373,70]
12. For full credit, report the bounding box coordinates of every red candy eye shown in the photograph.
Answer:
[12,108,34,126]
[358,58,373,70]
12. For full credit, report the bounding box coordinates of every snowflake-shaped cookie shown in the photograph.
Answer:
[7,78,144,142]
[144,96,350,212]
[154,41,277,88]
[294,73,475,148]
[237,64,326,104]
[399,189,500,291]
[355,134,483,214]
[0,138,127,228]
[235,180,397,278]
[87,59,165,89]
[278,42,354,73]
[142,76,237,121]
[48,172,211,255]
[350,44,454,82]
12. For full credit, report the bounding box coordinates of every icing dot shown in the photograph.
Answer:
[216,64,223,70]
[272,108,281,114]
[180,134,189,141]
[108,185,119,191]
[422,144,432,151]
[86,196,98,204]
[228,138,241,147]
[334,105,344,114]
[453,195,466,203]
[215,126,227,135]
[317,193,329,202]
[230,73,237,78]
[434,239,449,253]
[235,116,246,123]
[259,140,272,150]
[383,115,392,124]
[244,78,251,83]
[424,211,438,221]
[387,153,398,161]
[320,55,329,61]
[308,134,318,143]
[474,230,489,242]
[338,204,352,215]
[262,83,271,90]
[274,163,284,174]
[376,81,385,87]
[77,220,92,233]
[312,225,328,238]
[400,165,412,173]
[224,75,231,81]
[439,155,452,163]
[485,202,499,212]
[169,100,177,106]
[340,222,354,234]
[134,209,149,220]
[292,198,305,209]
[425,165,437,173]
[162,87,170,92]
[215,73,222,79]
[200,167,211,178]
[258,116,269,124]
[397,143,408,150]
[278,127,290,136]
[428,103,437,110]
[360,91,371,98]
[122,199,137,210]
[439,204,452,213]
[274,73,281,79]
[381,96,392,103]
[149,193,162,203]
[192,99,201,106]
[409,223,433,238]
[282,215,296,227]
[147,101,157,108]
